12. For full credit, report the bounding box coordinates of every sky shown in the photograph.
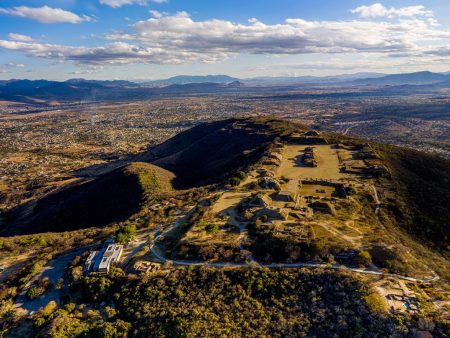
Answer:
[1,0,450,80]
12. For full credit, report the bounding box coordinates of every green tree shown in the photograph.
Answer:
[356,250,372,266]
[26,286,41,300]
[205,224,219,234]
[229,177,241,187]
[235,171,247,180]
[116,224,136,244]
[364,292,388,314]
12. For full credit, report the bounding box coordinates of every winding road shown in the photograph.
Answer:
[149,203,439,283]
[12,184,438,314]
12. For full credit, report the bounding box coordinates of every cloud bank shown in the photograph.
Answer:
[0,3,449,67]
[351,3,433,18]
[100,0,168,8]
[0,6,92,24]
[8,33,33,42]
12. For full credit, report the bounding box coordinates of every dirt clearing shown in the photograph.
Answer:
[279,145,349,180]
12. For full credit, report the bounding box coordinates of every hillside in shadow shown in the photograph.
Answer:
[0,163,174,236]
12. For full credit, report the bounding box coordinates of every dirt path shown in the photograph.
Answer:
[0,254,34,283]
[120,229,152,268]
[149,207,437,283]
[344,220,364,235]
[316,223,363,248]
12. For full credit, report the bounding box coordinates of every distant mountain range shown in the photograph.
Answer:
[351,71,448,86]
[0,79,246,102]
[141,71,450,86]
[143,75,239,86]
[243,72,387,85]
[1,71,450,103]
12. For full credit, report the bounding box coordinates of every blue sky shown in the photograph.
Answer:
[1,1,450,80]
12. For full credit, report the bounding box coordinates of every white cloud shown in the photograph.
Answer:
[0,6,92,24]
[0,40,212,65]
[8,33,33,42]
[5,63,25,68]
[100,0,168,8]
[0,62,25,74]
[0,7,449,67]
[149,10,162,18]
[69,65,104,75]
[351,3,433,19]
[106,11,450,57]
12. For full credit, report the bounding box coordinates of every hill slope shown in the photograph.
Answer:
[0,162,174,236]
[376,145,450,250]
[139,117,306,188]
[2,117,449,249]
[326,132,450,252]
[1,118,305,235]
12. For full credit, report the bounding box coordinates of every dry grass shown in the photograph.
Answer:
[279,145,350,180]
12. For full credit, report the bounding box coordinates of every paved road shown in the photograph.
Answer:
[14,247,90,314]
[14,185,439,314]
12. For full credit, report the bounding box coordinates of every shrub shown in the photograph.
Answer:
[229,177,241,186]
[39,277,52,289]
[41,300,58,317]
[235,171,247,180]
[356,251,372,266]
[0,299,17,327]
[364,292,388,314]
[205,224,220,234]
[55,278,64,290]
[26,286,44,300]
[116,224,136,244]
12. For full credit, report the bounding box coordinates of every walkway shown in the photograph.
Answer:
[149,205,439,283]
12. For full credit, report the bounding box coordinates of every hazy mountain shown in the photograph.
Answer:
[65,79,139,87]
[244,72,386,85]
[0,79,248,102]
[352,71,448,86]
[3,72,450,103]
[145,75,239,86]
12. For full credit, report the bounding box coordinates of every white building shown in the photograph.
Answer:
[84,251,98,273]
[84,242,124,274]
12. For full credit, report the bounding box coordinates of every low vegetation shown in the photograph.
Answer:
[115,224,136,244]
[58,267,447,337]
[377,145,450,252]
[2,117,450,336]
